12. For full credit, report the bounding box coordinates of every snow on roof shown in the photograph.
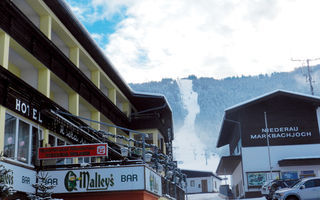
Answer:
[181,169,222,180]
[280,155,320,160]
[225,89,320,112]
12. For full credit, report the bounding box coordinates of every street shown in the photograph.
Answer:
[187,193,265,200]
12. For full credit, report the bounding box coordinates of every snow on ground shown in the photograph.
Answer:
[187,193,265,200]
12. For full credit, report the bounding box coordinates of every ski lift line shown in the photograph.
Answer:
[291,57,320,95]
[55,110,149,136]
[50,109,101,143]
[291,58,320,62]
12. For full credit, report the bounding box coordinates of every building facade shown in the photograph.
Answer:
[182,170,221,194]
[0,0,184,199]
[216,90,320,198]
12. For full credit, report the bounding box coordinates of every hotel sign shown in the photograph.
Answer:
[15,98,42,123]
[38,143,108,159]
[45,166,162,196]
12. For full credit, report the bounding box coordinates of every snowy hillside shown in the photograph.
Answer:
[130,65,320,162]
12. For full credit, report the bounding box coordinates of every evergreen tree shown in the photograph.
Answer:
[28,172,62,200]
[0,164,15,199]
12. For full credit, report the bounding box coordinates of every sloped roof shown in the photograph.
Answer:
[216,155,241,175]
[181,169,222,180]
[225,89,320,115]
[217,90,320,148]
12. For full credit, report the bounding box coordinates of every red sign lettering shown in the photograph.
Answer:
[38,143,108,159]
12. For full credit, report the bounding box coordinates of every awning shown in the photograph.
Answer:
[279,157,320,166]
[216,155,241,175]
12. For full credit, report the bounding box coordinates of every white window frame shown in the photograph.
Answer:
[48,134,98,164]
[4,111,43,167]
[48,133,73,165]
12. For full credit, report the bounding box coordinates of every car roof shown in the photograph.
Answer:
[301,177,320,182]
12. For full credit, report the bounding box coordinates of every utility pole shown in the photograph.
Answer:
[291,58,320,95]
[264,112,273,180]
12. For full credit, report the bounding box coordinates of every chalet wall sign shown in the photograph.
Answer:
[250,126,312,140]
[242,109,320,147]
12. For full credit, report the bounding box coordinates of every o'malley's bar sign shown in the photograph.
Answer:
[44,166,162,196]
[38,143,108,159]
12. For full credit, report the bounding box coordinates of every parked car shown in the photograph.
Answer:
[273,177,320,200]
[261,179,298,200]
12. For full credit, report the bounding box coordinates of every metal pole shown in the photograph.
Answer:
[306,59,314,95]
[142,134,146,163]
[155,147,159,171]
[264,112,273,180]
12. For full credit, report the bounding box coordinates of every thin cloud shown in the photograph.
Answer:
[66,0,320,83]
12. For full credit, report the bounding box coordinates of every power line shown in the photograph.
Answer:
[291,58,320,95]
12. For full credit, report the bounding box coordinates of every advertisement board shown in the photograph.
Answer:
[145,167,162,196]
[45,166,146,193]
[247,171,280,188]
[0,161,36,193]
[38,143,108,159]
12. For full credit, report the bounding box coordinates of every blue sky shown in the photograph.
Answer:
[65,0,320,84]
[66,0,127,46]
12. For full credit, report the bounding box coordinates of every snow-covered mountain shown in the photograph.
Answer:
[130,65,320,159]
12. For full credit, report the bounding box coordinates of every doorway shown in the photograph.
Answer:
[201,179,208,192]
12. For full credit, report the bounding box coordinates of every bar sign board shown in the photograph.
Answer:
[38,143,108,159]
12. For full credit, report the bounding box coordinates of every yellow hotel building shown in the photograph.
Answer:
[0,0,184,199]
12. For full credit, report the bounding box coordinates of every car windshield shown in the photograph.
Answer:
[291,180,303,188]
[287,180,300,188]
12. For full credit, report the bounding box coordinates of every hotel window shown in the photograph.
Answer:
[134,133,153,145]
[48,134,73,165]
[78,149,98,164]
[48,136,98,164]
[4,113,42,166]
[78,157,91,164]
